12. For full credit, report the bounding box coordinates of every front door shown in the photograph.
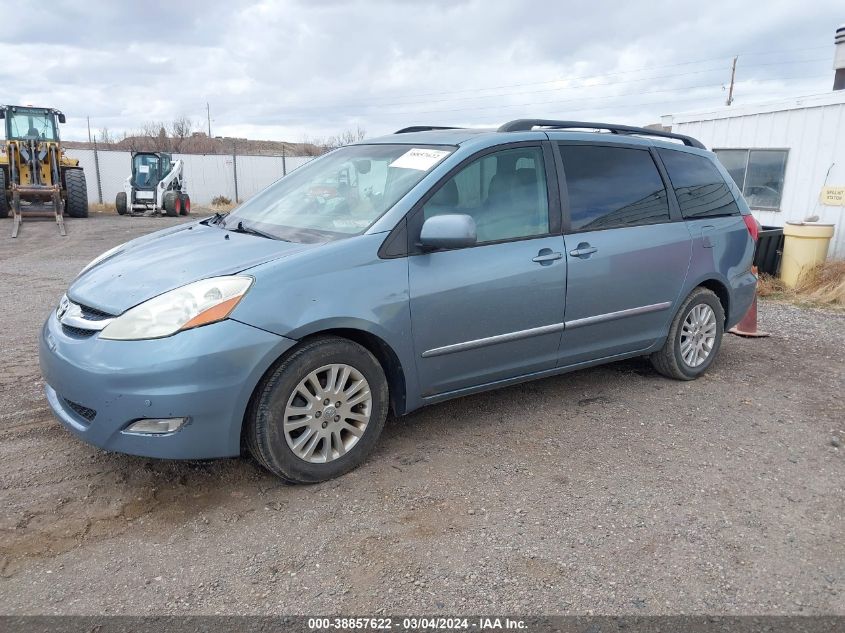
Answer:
[408,144,567,397]
[554,142,692,365]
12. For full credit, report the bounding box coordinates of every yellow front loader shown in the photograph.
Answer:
[0,105,88,237]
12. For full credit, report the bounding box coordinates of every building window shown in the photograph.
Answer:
[714,149,788,210]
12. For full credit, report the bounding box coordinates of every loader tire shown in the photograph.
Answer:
[65,170,88,218]
[0,169,8,219]
[163,191,179,217]
[115,192,128,215]
[180,194,191,216]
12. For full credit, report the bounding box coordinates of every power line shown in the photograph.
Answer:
[282,57,830,112]
[327,44,831,103]
[365,73,832,119]
[275,69,830,119]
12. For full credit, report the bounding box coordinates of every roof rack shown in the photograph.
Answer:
[394,126,463,134]
[497,119,705,149]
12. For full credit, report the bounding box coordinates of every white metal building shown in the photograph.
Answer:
[662,90,845,259]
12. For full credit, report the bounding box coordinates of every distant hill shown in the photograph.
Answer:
[64,132,322,157]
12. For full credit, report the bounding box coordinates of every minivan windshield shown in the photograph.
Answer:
[222,144,454,242]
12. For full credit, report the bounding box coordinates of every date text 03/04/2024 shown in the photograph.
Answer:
[307,616,527,630]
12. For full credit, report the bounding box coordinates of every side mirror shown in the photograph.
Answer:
[58,113,66,124]
[419,214,477,250]
[0,110,4,120]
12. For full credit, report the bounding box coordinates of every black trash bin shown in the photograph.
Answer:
[754,225,784,276]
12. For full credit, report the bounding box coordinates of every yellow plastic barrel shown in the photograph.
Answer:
[779,222,835,288]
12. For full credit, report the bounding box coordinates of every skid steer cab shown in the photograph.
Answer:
[116,152,190,217]
[0,104,88,237]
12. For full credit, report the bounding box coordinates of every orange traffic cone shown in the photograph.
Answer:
[729,267,770,338]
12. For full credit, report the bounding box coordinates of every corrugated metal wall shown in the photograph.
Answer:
[64,149,314,207]
[672,100,845,259]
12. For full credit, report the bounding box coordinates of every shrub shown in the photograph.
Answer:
[211,195,232,206]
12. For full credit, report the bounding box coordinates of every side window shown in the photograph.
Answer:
[658,148,740,218]
[422,147,550,244]
[559,145,670,232]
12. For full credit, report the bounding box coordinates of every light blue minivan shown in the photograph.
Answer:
[39,120,758,483]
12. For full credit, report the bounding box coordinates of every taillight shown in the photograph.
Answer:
[742,214,759,241]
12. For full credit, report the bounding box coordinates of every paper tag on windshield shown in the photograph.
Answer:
[389,148,451,171]
[138,165,149,173]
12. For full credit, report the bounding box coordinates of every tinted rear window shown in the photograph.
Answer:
[559,144,670,231]
[657,149,740,218]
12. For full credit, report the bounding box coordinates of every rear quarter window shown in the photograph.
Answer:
[657,149,740,219]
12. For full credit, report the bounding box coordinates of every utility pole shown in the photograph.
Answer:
[87,116,92,143]
[206,102,212,137]
[726,56,737,106]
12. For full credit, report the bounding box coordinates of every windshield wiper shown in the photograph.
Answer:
[228,220,278,240]
[207,211,229,226]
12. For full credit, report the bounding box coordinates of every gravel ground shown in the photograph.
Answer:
[0,213,843,616]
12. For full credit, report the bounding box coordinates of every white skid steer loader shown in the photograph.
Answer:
[115,152,191,216]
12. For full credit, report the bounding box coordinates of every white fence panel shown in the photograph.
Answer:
[97,150,132,204]
[235,155,287,200]
[178,154,236,205]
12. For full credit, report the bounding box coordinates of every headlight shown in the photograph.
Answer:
[100,276,253,340]
[78,244,124,277]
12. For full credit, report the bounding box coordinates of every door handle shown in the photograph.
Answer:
[569,243,597,258]
[532,249,562,265]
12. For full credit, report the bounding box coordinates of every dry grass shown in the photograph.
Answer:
[758,260,845,308]
[88,203,116,214]
[209,202,236,212]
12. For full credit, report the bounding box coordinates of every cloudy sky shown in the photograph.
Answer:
[1,0,842,144]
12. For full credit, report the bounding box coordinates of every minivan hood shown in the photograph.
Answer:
[68,222,317,315]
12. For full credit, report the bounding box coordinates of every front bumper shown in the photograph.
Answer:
[39,312,297,459]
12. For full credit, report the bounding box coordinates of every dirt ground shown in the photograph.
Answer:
[1,213,843,616]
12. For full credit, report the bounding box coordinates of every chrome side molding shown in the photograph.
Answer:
[564,301,672,330]
[422,323,565,358]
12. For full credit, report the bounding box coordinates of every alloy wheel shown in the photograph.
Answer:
[679,304,717,367]
[283,364,372,463]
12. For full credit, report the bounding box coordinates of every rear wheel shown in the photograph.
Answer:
[246,336,389,484]
[180,193,191,215]
[0,168,9,219]
[163,191,178,217]
[115,192,128,215]
[64,169,88,218]
[650,287,724,380]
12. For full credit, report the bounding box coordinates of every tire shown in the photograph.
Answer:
[163,191,178,217]
[180,194,191,216]
[0,168,8,219]
[64,169,88,218]
[115,192,128,215]
[246,336,389,484]
[650,287,725,380]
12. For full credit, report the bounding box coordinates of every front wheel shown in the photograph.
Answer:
[246,336,389,483]
[180,193,191,215]
[115,192,128,215]
[650,287,724,380]
[64,169,88,218]
[163,191,179,217]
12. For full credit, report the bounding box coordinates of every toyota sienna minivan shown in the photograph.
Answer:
[40,120,758,483]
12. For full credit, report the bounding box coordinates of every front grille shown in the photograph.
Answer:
[61,324,97,338]
[78,304,114,321]
[63,397,97,423]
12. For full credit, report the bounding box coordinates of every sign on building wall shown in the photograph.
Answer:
[820,186,845,206]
